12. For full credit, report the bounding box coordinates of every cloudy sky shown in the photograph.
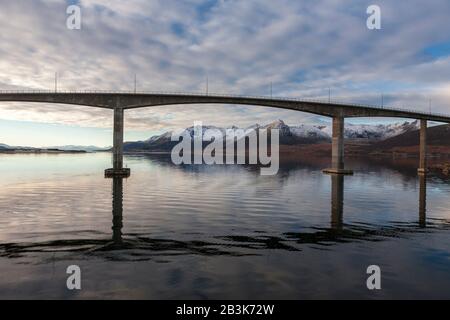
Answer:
[1,0,450,147]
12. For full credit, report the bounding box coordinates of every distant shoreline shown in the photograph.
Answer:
[0,149,88,154]
[2,146,450,176]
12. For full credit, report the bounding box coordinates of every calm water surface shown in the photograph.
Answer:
[0,153,449,299]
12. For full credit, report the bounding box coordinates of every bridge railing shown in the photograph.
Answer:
[0,90,449,119]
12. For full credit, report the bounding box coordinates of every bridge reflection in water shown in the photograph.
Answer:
[112,177,124,245]
[109,172,429,247]
[331,174,344,230]
[419,174,427,228]
[0,169,438,260]
[328,173,427,232]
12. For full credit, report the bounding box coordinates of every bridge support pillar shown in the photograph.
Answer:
[418,119,428,175]
[323,116,353,175]
[105,108,130,178]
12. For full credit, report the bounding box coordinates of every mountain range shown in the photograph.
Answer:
[3,119,444,154]
[371,123,450,149]
[123,119,420,152]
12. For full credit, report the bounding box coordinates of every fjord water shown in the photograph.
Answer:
[0,153,449,299]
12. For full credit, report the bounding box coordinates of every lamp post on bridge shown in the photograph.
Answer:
[270,82,273,99]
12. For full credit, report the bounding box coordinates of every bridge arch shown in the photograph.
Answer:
[1,92,450,122]
[2,92,449,177]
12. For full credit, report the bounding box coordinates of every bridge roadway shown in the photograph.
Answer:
[2,91,449,176]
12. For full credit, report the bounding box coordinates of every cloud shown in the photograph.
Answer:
[1,0,450,134]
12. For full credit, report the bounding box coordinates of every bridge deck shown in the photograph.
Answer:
[0,90,449,123]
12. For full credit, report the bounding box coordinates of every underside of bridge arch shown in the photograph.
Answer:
[124,101,339,119]
[2,93,448,177]
[119,102,354,177]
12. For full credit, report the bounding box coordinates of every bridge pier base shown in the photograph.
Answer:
[418,119,428,175]
[105,108,130,178]
[323,116,353,175]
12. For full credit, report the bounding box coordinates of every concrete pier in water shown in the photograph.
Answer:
[323,116,353,175]
[105,107,130,178]
[418,119,428,175]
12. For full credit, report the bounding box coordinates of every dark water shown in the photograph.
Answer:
[0,153,449,299]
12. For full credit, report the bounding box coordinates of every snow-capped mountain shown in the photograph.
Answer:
[261,119,418,142]
[296,120,419,140]
[123,120,419,152]
[345,121,419,140]
[259,120,329,145]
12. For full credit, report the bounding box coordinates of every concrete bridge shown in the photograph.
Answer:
[1,90,450,177]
